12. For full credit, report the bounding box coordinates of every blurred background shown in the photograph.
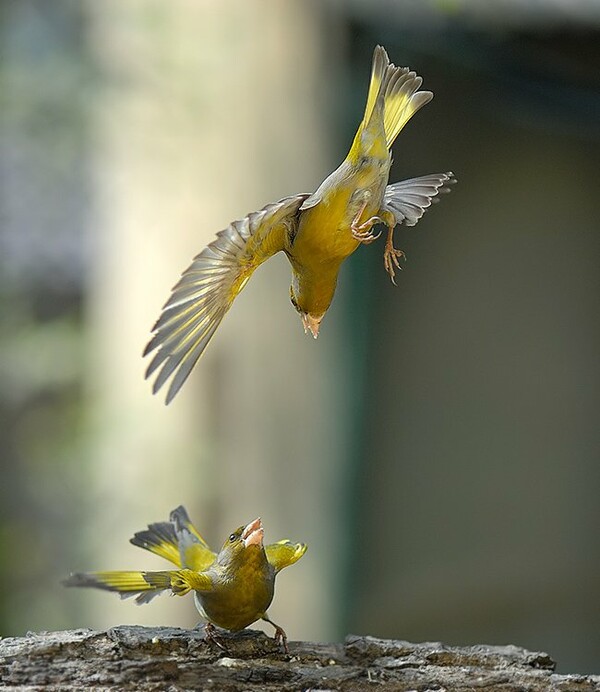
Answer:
[0,0,598,674]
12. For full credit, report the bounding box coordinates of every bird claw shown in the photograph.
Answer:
[351,215,383,245]
[384,243,405,285]
[352,227,382,244]
[263,616,290,654]
[203,622,230,653]
[272,624,290,655]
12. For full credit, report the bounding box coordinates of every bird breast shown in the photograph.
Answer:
[194,564,275,632]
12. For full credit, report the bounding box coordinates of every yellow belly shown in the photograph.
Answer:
[195,577,274,632]
[287,156,390,317]
[292,191,361,266]
[287,187,377,316]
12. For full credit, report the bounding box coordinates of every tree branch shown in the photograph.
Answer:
[1,626,598,690]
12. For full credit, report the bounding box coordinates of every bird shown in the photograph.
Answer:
[144,45,456,403]
[64,505,307,653]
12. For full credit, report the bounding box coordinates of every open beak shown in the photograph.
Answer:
[301,313,323,339]
[241,517,264,548]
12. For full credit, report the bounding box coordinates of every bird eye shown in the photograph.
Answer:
[229,533,236,542]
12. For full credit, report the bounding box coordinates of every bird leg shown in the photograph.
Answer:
[262,615,289,654]
[383,222,405,285]
[350,199,383,245]
[203,622,229,653]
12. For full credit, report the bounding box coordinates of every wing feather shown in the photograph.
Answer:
[382,172,456,226]
[265,540,307,574]
[145,194,308,403]
[130,521,182,566]
[169,505,216,572]
[129,506,216,572]
[63,570,174,605]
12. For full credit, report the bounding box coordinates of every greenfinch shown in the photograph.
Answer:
[64,506,307,653]
[145,46,455,402]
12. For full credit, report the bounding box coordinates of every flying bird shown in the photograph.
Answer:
[64,505,307,653]
[144,46,456,403]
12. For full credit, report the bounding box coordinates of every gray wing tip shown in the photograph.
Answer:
[130,520,178,551]
[142,339,155,358]
[165,380,182,406]
[412,90,434,108]
[169,505,191,526]
[435,172,458,197]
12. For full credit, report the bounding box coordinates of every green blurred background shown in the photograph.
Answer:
[0,0,598,674]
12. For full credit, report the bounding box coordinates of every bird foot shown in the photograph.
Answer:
[203,622,230,653]
[263,616,290,654]
[351,215,383,244]
[271,624,289,655]
[383,242,405,285]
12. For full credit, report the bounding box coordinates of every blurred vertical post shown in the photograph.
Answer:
[84,1,344,639]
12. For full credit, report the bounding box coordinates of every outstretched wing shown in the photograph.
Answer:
[130,505,215,572]
[382,172,456,226]
[63,570,174,605]
[265,539,307,573]
[144,194,309,403]
[170,505,216,572]
[64,569,213,604]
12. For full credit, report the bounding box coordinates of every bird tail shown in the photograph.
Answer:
[62,570,180,604]
[356,45,433,151]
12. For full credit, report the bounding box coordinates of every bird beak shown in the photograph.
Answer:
[241,517,264,548]
[301,313,323,339]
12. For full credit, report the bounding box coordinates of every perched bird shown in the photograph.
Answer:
[64,506,307,653]
[145,45,456,403]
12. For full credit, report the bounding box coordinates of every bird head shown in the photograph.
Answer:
[216,517,265,569]
[290,285,324,339]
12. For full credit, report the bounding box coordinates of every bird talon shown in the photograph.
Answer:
[383,244,405,284]
[263,616,289,654]
[204,622,229,653]
[351,207,384,245]
[273,626,289,655]
[352,227,382,244]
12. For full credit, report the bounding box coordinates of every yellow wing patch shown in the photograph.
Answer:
[169,505,216,572]
[64,568,213,604]
[265,540,308,573]
[130,521,182,566]
[144,194,308,404]
[63,570,174,605]
[130,506,217,572]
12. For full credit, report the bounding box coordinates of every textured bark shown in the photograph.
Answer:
[1,626,598,691]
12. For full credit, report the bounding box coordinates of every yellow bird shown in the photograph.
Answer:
[64,506,307,653]
[145,46,455,403]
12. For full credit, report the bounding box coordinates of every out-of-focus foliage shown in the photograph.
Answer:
[0,0,93,632]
